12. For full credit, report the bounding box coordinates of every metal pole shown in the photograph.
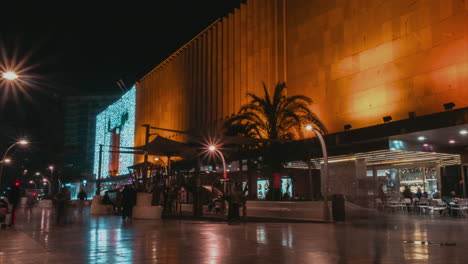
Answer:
[215,149,228,194]
[461,164,466,198]
[0,143,18,189]
[311,128,331,222]
[143,124,150,190]
[96,144,103,195]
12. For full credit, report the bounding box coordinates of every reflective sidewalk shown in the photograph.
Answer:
[1,208,468,263]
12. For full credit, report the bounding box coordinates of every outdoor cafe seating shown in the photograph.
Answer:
[381,197,468,217]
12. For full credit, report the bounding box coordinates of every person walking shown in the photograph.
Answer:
[7,182,21,226]
[77,189,87,213]
[55,188,68,225]
[121,185,136,220]
[24,192,36,216]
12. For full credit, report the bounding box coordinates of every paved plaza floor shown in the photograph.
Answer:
[1,208,468,264]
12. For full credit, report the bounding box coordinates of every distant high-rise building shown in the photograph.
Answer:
[63,94,119,174]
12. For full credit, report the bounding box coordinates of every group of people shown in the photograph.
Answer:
[101,184,137,220]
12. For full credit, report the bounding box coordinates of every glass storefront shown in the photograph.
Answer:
[368,165,439,196]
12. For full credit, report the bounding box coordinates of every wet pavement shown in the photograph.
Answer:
[1,208,468,263]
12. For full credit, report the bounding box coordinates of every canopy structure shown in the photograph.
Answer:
[128,161,163,191]
[135,135,197,158]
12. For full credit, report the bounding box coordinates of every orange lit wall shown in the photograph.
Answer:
[286,0,468,131]
[136,0,468,160]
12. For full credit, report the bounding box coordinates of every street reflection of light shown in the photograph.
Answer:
[114,227,133,263]
[256,225,266,244]
[403,223,428,261]
[281,225,293,248]
[201,231,222,264]
[89,227,110,263]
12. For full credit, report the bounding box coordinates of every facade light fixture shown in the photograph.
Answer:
[443,102,455,110]
[423,143,429,147]
[417,136,426,141]
[449,140,456,144]
[383,116,392,123]
[460,130,468,135]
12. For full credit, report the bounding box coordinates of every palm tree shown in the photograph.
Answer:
[224,82,326,200]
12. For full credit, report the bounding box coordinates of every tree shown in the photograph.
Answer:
[224,82,326,200]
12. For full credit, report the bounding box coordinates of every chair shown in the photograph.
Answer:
[450,199,468,217]
[399,198,412,213]
[387,198,400,212]
[428,200,447,215]
[417,198,430,215]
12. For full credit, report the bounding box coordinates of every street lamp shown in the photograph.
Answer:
[154,157,169,175]
[29,180,37,189]
[306,124,331,222]
[42,177,52,194]
[208,145,228,194]
[48,165,60,189]
[1,71,19,80]
[0,139,29,188]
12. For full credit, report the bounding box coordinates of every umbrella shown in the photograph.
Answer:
[202,185,223,196]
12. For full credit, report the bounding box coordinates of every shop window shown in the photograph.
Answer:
[281,178,293,199]
[257,180,269,200]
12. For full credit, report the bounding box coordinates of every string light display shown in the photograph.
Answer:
[93,86,136,179]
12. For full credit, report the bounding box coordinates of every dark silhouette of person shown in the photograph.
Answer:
[55,188,68,225]
[8,182,21,226]
[121,185,137,220]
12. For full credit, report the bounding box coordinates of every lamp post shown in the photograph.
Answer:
[0,139,29,189]
[41,177,52,195]
[154,157,169,183]
[306,125,331,222]
[48,165,60,191]
[208,145,228,194]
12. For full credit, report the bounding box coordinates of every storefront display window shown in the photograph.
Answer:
[281,178,292,199]
[257,180,269,200]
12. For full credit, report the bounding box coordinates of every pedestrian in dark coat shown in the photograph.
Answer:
[121,185,137,220]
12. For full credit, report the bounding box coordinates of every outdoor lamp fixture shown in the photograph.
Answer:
[208,145,227,179]
[383,116,392,123]
[1,71,19,80]
[460,130,468,135]
[2,158,11,164]
[418,136,426,141]
[0,139,30,187]
[443,102,455,110]
[344,124,352,130]
[305,124,331,222]
[35,172,40,176]
[449,140,456,144]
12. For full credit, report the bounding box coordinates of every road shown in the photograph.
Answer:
[1,207,468,263]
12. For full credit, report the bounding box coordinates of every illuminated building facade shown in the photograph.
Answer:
[93,86,136,179]
[132,0,468,196]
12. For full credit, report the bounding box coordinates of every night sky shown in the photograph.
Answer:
[0,1,241,171]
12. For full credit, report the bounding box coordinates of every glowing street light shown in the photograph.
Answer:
[0,139,30,188]
[2,71,18,80]
[208,145,227,179]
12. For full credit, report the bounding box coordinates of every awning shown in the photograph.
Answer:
[135,135,196,157]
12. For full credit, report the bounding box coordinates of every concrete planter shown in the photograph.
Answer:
[246,200,333,221]
[90,196,113,215]
[133,193,163,220]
